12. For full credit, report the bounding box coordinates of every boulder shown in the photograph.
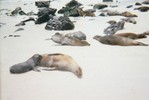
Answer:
[126,5,133,8]
[93,3,108,9]
[65,0,82,7]
[35,1,50,8]
[37,7,57,17]
[35,14,50,24]
[45,16,74,30]
[135,2,142,5]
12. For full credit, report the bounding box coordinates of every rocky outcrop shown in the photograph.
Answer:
[35,1,51,8]
[65,0,82,8]
[45,16,74,30]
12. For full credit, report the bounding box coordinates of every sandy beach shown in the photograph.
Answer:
[0,0,149,100]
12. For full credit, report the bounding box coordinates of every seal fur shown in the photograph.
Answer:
[93,35,148,46]
[39,53,83,78]
[10,54,42,74]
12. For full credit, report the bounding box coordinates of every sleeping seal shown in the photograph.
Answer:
[93,35,148,46]
[10,54,42,74]
[39,53,83,78]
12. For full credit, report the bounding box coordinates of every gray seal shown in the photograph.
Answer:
[10,54,42,74]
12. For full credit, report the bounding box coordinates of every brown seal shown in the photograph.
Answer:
[39,53,83,78]
[77,7,95,17]
[93,35,148,46]
[114,32,147,39]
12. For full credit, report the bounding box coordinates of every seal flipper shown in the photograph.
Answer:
[137,42,148,46]
[32,67,41,72]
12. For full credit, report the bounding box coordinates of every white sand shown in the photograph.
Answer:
[0,0,149,100]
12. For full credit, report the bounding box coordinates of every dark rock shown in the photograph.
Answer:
[35,1,50,8]
[45,16,74,30]
[104,21,125,35]
[15,17,35,26]
[22,17,35,22]
[99,12,107,16]
[15,21,25,26]
[37,7,57,17]
[65,0,82,8]
[135,2,142,5]
[126,5,133,8]
[11,7,26,16]
[14,35,21,37]
[134,6,149,12]
[93,3,108,9]
[35,14,50,24]
[14,28,24,33]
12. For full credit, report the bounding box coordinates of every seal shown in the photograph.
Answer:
[114,32,147,39]
[10,54,42,74]
[39,53,83,78]
[93,35,148,46]
[77,7,95,17]
[51,33,90,46]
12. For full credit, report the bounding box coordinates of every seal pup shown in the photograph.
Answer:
[51,33,90,46]
[39,53,83,78]
[114,32,147,39]
[93,35,148,46]
[10,54,42,74]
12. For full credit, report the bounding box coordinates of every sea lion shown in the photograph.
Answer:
[39,53,83,78]
[121,11,138,17]
[114,32,147,39]
[121,17,137,24]
[143,31,149,35]
[51,33,90,46]
[65,31,86,40]
[93,35,148,46]
[10,54,42,74]
[77,7,95,17]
